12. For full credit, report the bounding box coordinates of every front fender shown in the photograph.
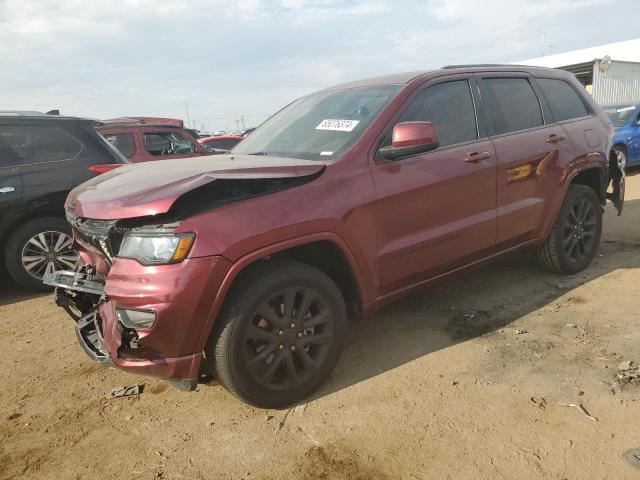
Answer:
[192,232,368,353]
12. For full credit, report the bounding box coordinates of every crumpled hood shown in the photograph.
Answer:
[67,154,325,220]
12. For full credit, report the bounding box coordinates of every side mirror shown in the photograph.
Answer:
[379,121,439,160]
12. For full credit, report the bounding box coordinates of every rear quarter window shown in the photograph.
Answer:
[0,125,83,165]
[536,77,589,122]
[482,77,544,135]
[103,133,136,159]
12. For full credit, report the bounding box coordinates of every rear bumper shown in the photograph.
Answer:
[47,255,232,384]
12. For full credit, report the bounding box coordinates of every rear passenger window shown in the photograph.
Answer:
[397,80,478,147]
[482,78,543,135]
[536,77,589,122]
[0,126,83,165]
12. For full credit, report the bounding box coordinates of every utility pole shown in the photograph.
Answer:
[185,101,191,128]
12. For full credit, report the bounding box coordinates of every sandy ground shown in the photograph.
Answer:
[1,173,640,480]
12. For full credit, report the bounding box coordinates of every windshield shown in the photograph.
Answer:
[603,105,637,127]
[233,85,401,161]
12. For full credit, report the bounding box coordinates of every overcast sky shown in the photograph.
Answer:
[1,0,639,131]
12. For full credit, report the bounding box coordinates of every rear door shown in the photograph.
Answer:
[371,75,497,294]
[477,73,574,247]
[0,136,23,229]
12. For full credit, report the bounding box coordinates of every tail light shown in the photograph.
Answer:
[89,164,123,175]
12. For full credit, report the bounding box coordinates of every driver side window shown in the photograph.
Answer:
[384,79,479,149]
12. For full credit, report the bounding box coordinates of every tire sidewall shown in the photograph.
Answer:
[552,186,602,274]
[222,265,347,408]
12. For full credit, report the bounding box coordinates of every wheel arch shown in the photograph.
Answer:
[194,233,367,352]
[569,165,607,205]
[612,142,628,154]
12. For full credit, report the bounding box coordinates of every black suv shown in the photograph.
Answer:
[0,111,129,290]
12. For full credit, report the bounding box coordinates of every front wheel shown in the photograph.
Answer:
[537,184,602,274]
[206,260,348,408]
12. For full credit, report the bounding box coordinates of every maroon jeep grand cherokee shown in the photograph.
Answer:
[46,65,624,408]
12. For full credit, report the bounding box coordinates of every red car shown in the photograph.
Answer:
[198,135,244,154]
[97,117,209,163]
[47,65,624,408]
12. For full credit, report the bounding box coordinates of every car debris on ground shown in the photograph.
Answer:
[558,402,598,422]
[623,448,640,469]
[105,384,144,399]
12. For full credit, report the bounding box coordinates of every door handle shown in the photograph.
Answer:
[546,134,565,143]
[465,151,491,163]
[0,187,15,194]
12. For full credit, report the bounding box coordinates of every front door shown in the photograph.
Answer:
[371,77,497,294]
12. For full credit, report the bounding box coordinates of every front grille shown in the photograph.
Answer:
[67,213,119,262]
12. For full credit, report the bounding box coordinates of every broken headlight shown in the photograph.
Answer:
[118,233,194,265]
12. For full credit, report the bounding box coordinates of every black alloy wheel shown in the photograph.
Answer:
[207,260,347,408]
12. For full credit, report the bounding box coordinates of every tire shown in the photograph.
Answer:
[536,184,602,275]
[206,260,348,408]
[613,146,627,171]
[4,217,79,291]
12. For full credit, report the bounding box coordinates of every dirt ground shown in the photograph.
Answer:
[1,173,639,480]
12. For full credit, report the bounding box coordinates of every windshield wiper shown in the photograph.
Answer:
[247,152,270,156]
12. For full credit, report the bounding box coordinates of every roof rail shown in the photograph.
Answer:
[441,64,521,69]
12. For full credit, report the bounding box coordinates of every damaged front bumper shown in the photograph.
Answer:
[44,268,113,365]
[45,255,231,390]
[73,311,113,365]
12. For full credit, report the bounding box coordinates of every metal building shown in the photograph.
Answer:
[515,38,640,105]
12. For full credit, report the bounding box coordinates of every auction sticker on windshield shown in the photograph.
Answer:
[316,119,360,132]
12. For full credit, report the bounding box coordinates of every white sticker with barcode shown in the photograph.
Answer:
[316,119,360,132]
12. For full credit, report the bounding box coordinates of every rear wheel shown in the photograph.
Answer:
[537,184,602,274]
[613,146,627,171]
[4,217,80,291]
[206,260,347,408]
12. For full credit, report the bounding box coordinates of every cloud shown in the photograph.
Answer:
[390,0,620,68]
[0,0,638,131]
[425,0,610,22]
